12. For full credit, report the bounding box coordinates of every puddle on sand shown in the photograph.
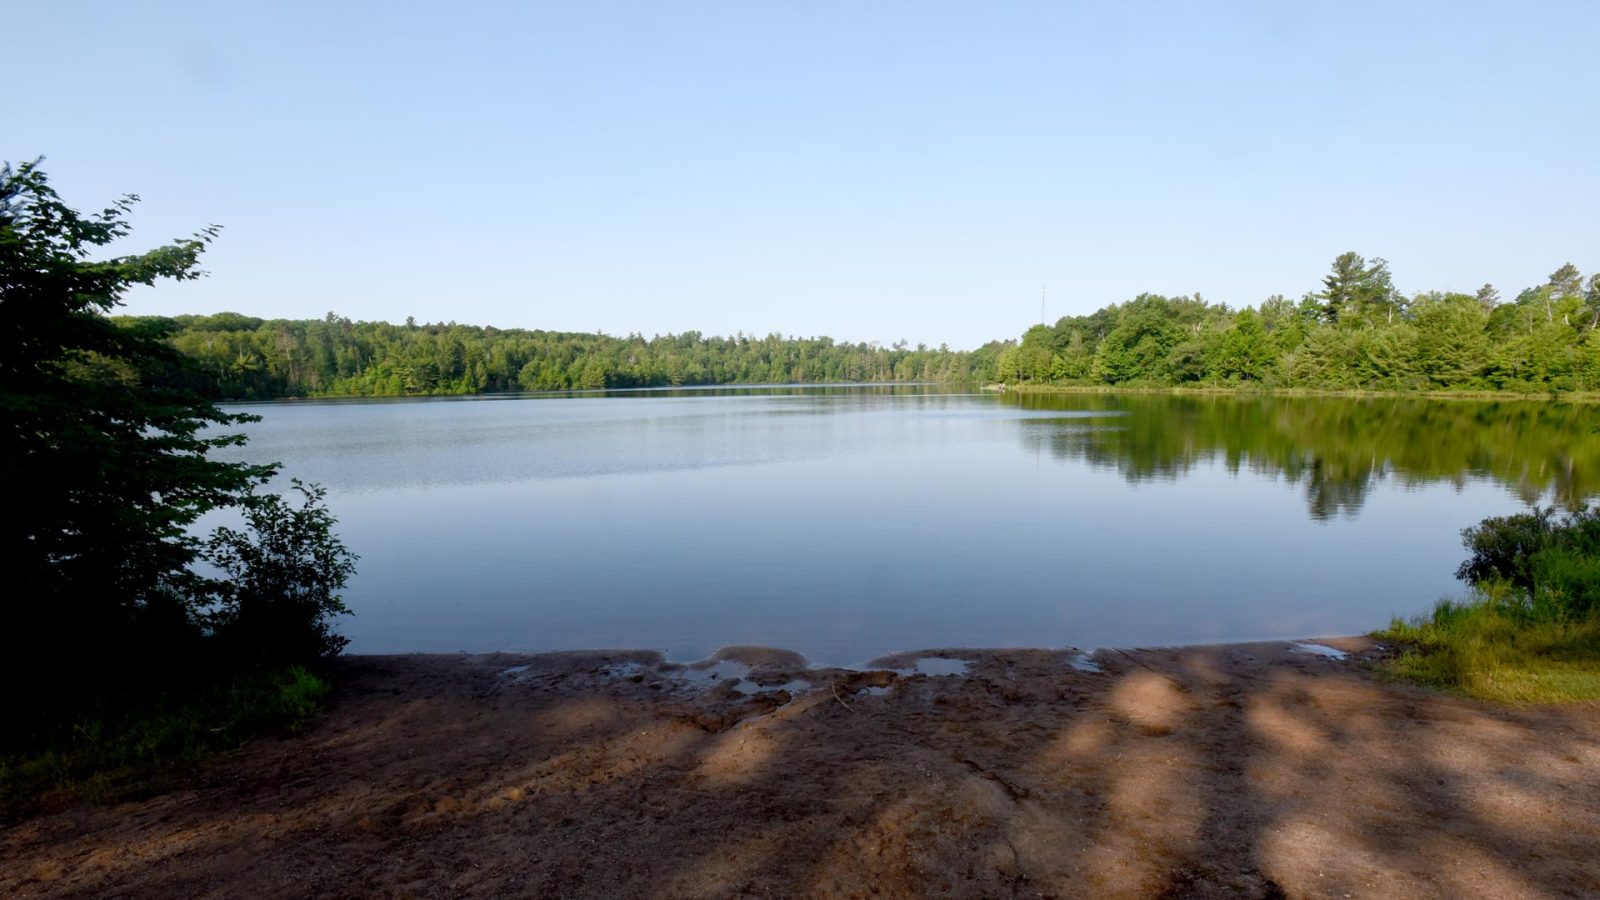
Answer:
[740,678,811,696]
[680,659,753,689]
[500,664,530,677]
[859,685,894,697]
[899,657,970,677]
[667,659,813,696]
[1068,651,1102,673]
[1290,642,1348,660]
[602,661,656,679]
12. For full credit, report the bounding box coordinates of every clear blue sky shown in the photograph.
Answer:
[12,1,1597,348]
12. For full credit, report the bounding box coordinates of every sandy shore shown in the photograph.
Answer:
[4,639,1598,899]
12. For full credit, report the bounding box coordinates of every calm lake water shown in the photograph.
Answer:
[219,387,1600,665]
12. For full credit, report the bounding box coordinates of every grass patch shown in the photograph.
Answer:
[0,665,329,818]
[1377,506,1600,704]
[1376,596,1600,704]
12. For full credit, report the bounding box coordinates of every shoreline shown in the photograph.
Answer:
[339,635,1373,670]
[214,380,1600,405]
[7,638,1598,898]
[992,382,1600,402]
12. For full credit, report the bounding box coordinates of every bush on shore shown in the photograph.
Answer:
[1378,507,1600,703]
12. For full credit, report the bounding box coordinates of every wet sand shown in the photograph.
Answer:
[5,639,1599,899]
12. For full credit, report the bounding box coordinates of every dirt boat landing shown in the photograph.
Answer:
[5,640,1599,898]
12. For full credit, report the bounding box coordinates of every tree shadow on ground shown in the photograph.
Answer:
[3,644,1598,899]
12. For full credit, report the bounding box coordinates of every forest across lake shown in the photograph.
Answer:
[215,386,1600,663]
[126,257,1600,399]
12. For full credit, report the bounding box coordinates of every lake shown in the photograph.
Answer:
[219,387,1600,665]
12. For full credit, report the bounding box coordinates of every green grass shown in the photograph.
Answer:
[0,666,330,818]
[1376,596,1600,704]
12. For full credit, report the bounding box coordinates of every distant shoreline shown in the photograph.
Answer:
[216,380,1600,405]
[215,380,957,406]
[991,382,1600,402]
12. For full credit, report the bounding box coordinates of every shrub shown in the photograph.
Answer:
[204,480,359,667]
[1455,507,1552,595]
[1456,506,1600,620]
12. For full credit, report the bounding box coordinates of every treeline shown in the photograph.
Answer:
[998,256,1600,393]
[132,253,1599,400]
[128,312,1006,399]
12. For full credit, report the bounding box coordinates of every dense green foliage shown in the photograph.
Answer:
[2,163,266,685]
[1,160,355,801]
[1009,393,1600,519]
[1456,507,1600,621]
[140,250,1598,401]
[136,311,1005,399]
[998,253,1600,393]
[1378,507,1600,703]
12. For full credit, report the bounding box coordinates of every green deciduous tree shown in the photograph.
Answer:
[1092,295,1182,384]
[1016,325,1055,382]
[0,160,354,734]
[2,161,266,673]
[1215,308,1274,382]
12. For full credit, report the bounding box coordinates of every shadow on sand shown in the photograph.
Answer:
[4,642,1598,898]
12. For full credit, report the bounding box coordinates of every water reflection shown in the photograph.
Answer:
[1007,393,1600,520]
[229,387,1096,495]
[218,387,1600,660]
